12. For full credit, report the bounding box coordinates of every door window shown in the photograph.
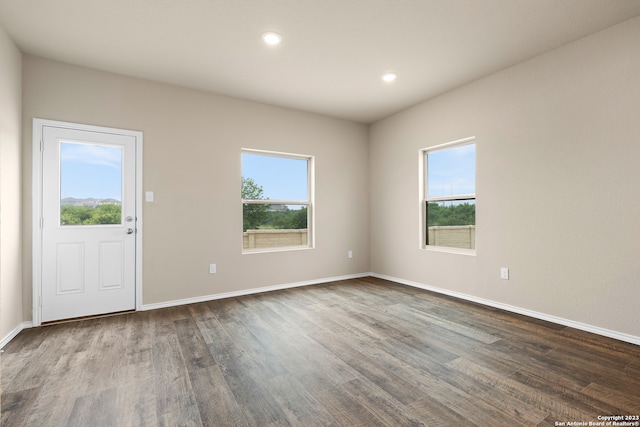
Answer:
[59,141,123,226]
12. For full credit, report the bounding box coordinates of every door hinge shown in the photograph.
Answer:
[40,217,44,229]
[40,139,44,152]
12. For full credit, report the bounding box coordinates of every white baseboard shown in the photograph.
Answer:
[1,321,33,349]
[371,273,640,346]
[141,273,371,311]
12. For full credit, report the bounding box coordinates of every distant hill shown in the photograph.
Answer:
[61,197,121,207]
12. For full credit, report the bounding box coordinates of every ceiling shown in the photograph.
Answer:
[2,0,640,123]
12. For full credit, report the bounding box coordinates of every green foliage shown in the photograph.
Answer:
[85,204,122,224]
[60,204,121,225]
[265,207,307,230]
[241,177,265,200]
[242,177,269,231]
[427,202,475,227]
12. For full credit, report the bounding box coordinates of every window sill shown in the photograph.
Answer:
[421,245,476,256]
[242,245,314,255]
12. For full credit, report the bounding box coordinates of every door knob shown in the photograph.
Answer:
[126,228,134,234]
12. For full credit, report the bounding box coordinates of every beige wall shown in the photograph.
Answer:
[370,17,640,337]
[0,24,23,341]
[22,56,370,313]
[10,17,640,342]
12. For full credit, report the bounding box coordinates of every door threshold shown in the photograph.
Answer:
[41,310,136,326]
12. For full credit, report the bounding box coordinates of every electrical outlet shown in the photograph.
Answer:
[348,250,353,259]
[209,264,217,274]
[500,267,509,280]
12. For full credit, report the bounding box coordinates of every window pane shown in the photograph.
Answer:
[426,200,475,249]
[60,141,122,225]
[427,144,475,197]
[242,153,308,200]
[243,204,309,249]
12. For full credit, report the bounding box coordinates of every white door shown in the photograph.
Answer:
[39,124,137,322]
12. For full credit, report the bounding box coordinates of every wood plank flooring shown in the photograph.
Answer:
[2,277,639,426]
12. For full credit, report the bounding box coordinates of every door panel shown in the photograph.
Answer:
[99,241,124,290]
[41,125,137,322]
[56,242,85,294]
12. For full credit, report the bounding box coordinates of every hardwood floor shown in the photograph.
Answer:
[2,277,639,426]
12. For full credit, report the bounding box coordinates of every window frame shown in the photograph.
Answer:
[419,137,476,255]
[241,148,315,253]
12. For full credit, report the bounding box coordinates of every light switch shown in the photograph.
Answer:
[145,191,154,202]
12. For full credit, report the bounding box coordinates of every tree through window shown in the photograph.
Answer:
[241,149,313,252]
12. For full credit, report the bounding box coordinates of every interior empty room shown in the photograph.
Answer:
[1,1,639,426]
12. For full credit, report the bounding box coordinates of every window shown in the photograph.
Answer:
[60,141,123,226]
[422,138,476,252]
[242,149,314,252]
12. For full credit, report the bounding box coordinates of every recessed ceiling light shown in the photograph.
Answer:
[382,72,398,82]
[262,31,282,45]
